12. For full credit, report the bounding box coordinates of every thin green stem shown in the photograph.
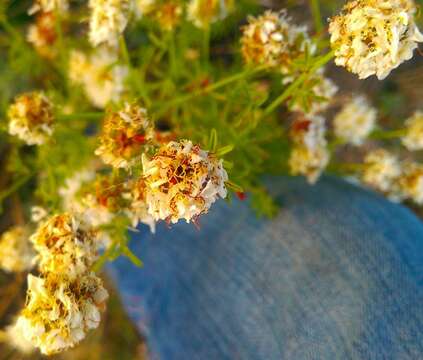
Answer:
[0,173,33,205]
[119,35,131,66]
[369,128,407,140]
[310,0,324,34]
[263,51,334,115]
[202,25,210,68]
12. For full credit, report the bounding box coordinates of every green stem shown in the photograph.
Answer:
[58,112,104,121]
[119,35,131,66]
[0,173,33,205]
[369,128,406,140]
[310,0,324,34]
[263,51,334,115]
[202,25,210,68]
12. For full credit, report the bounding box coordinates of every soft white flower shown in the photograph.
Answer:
[125,179,156,232]
[401,111,423,151]
[5,319,36,354]
[69,49,128,109]
[143,140,228,223]
[396,161,423,204]
[334,95,377,145]
[187,0,233,28]
[329,0,423,79]
[241,10,315,74]
[362,149,401,192]
[27,12,58,59]
[0,226,35,273]
[29,0,68,15]
[8,92,54,145]
[88,0,132,47]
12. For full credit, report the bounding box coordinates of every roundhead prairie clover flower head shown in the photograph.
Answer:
[289,115,329,184]
[241,10,315,74]
[328,0,423,80]
[395,161,423,204]
[143,140,228,224]
[333,95,377,145]
[95,102,154,169]
[7,92,54,146]
[402,111,423,151]
[288,70,338,115]
[187,0,234,28]
[30,213,98,278]
[15,272,108,355]
[27,11,58,59]
[69,49,128,109]
[0,226,35,273]
[362,148,401,192]
[28,0,68,15]
[88,0,132,47]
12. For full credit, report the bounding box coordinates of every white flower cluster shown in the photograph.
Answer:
[241,10,314,74]
[187,0,233,28]
[334,95,377,145]
[7,92,54,145]
[69,49,128,108]
[29,0,68,15]
[329,0,423,79]
[0,226,35,273]
[27,12,58,59]
[88,0,132,47]
[396,162,423,204]
[95,102,155,168]
[143,140,228,223]
[402,111,423,151]
[289,115,329,184]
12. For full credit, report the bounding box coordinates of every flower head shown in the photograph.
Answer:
[16,272,108,355]
[126,178,156,231]
[0,226,35,273]
[401,111,423,151]
[29,0,68,15]
[289,115,329,183]
[27,12,58,59]
[396,161,423,204]
[30,213,98,277]
[241,10,314,74]
[143,140,228,223]
[329,0,423,79]
[69,49,128,109]
[88,0,132,47]
[8,92,54,145]
[362,149,401,192]
[95,103,154,169]
[333,95,377,145]
[187,0,233,28]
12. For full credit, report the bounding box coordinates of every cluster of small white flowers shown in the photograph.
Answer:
[241,10,314,74]
[289,115,329,184]
[329,0,423,80]
[289,71,338,115]
[30,213,98,277]
[362,149,401,192]
[27,12,57,59]
[143,140,228,223]
[334,95,377,145]
[69,49,128,108]
[396,161,423,204]
[126,179,156,231]
[7,92,54,145]
[95,102,154,168]
[88,0,132,47]
[28,0,68,15]
[187,0,233,28]
[401,111,423,151]
[15,272,108,355]
[0,226,35,273]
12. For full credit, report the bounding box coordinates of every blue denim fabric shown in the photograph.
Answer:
[107,176,423,360]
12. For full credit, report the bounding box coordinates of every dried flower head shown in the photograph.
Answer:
[187,0,233,28]
[8,92,54,145]
[69,49,128,109]
[289,115,329,183]
[0,226,35,273]
[29,0,68,15]
[396,161,423,204]
[241,10,315,74]
[27,12,58,59]
[95,103,154,169]
[143,140,228,223]
[401,111,423,151]
[88,0,132,47]
[362,149,401,192]
[16,272,108,355]
[328,0,423,80]
[30,213,98,277]
[333,95,377,145]
[289,71,338,114]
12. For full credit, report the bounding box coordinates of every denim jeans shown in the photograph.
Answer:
[108,176,423,360]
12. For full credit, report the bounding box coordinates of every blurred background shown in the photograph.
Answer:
[1,0,423,358]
